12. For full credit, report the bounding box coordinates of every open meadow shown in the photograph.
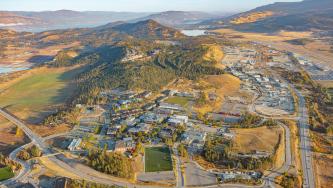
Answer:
[0,66,84,124]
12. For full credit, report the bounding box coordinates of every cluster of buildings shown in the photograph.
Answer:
[217,171,261,183]
[224,46,295,117]
[293,53,333,81]
[65,88,211,156]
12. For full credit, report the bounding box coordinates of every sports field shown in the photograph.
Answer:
[165,96,191,107]
[0,166,14,181]
[145,147,173,172]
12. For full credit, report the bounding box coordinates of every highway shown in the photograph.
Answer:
[292,87,315,188]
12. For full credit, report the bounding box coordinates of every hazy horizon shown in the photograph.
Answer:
[0,0,302,13]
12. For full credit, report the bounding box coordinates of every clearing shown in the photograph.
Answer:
[0,166,14,181]
[145,147,173,172]
[0,66,84,123]
[165,96,191,107]
[168,74,241,115]
[232,126,283,153]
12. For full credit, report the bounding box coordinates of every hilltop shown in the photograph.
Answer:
[201,0,333,32]
[110,20,185,39]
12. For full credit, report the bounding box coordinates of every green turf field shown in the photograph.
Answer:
[164,96,190,107]
[145,147,173,172]
[0,166,14,181]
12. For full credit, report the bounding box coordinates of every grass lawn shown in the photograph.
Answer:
[0,166,14,181]
[0,66,83,122]
[145,147,173,172]
[165,96,191,107]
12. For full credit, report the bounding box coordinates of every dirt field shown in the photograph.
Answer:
[0,116,27,155]
[197,74,241,114]
[232,126,283,153]
[314,154,333,188]
[29,124,72,137]
[167,74,241,115]
[316,80,333,88]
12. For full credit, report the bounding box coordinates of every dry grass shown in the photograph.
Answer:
[232,126,283,153]
[0,116,28,154]
[167,74,241,115]
[285,120,303,185]
[202,44,225,69]
[0,42,80,66]
[213,29,312,42]
[316,80,333,88]
[29,124,72,137]
[274,127,285,169]
[38,157,80,179]
[231,11,274,24]
[314,154,333,188]
[195,74,241,114]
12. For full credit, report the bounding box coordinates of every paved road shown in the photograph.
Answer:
[292,87,315,188]
[0,109,47,151]
[265,122,292,188]
[0,108,168,188]
[173,143,185,188]
[0,143,32,186]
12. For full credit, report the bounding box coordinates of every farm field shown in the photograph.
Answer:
[0,166,14,181]
[232,126,283,153]
[145,147,173,172]
[0,66,84,123]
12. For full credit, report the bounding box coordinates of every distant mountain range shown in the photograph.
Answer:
[131,11,222,28]
[201,0,333,32]
[0,10,224,32]
[1,0,331,34]
[0,10,151,31]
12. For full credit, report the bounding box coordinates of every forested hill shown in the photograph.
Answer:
[52,38,224,104]
[105,19,185,39]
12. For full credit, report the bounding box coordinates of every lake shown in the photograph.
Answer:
[181,30,207,37]
[0,66,29,74]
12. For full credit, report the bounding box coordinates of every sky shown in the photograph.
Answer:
[0,0,302,12]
